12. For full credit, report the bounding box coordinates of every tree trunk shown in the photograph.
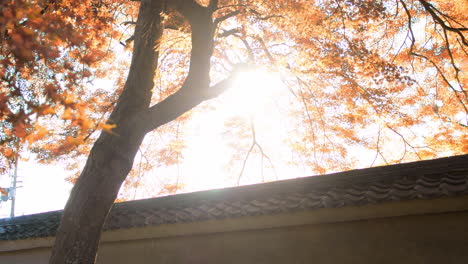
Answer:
[49,0,231,263]
[49,1,163,263]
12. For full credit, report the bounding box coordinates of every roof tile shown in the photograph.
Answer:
[1,155,468,241]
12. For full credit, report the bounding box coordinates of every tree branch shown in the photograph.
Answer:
[141,72,239,133]
[214,10,241,25]
[418,0,468,46]
[237,117,277,185]
[218,28,240,38]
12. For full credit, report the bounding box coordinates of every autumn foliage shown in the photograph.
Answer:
[1,0,467,263]
[1,0,467,194]
[0,0,123,169]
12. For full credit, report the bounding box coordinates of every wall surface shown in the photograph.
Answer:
[1,209,468,264]
[0,247,49,264]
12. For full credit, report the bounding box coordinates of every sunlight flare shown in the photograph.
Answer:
[223,68,284,117]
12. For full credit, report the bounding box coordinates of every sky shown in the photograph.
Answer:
[0,67,379,219]
[0,69,304,218]
[0,161,72,218]
[0,1,464,220]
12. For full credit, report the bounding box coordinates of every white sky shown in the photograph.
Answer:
[0,161,72,218]
[0,12,457,219]
[0,69,295,218]
[0,68,378,219]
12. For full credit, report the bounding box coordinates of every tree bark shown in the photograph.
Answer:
[49,0,235,263]
[49,1,164,263]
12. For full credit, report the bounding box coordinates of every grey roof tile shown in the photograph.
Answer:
[1,154,468,241]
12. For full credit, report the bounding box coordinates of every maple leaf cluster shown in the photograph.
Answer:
[213,0,466,177]
[0,0,125,171]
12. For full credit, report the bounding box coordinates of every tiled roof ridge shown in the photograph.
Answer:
[1,154,467,241]
[113,154,468,206]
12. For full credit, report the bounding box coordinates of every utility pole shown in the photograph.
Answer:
[10,156,18,218]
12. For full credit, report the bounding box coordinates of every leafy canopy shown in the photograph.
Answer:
[0,0,467,194]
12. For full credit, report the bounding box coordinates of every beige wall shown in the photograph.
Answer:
[2,210,468,264]
[0,247,49,264]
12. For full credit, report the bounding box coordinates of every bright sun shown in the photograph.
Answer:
[152,67,292,193]
[222,68,285,117]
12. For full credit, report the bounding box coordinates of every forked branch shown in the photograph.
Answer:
[237,118,277,185]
